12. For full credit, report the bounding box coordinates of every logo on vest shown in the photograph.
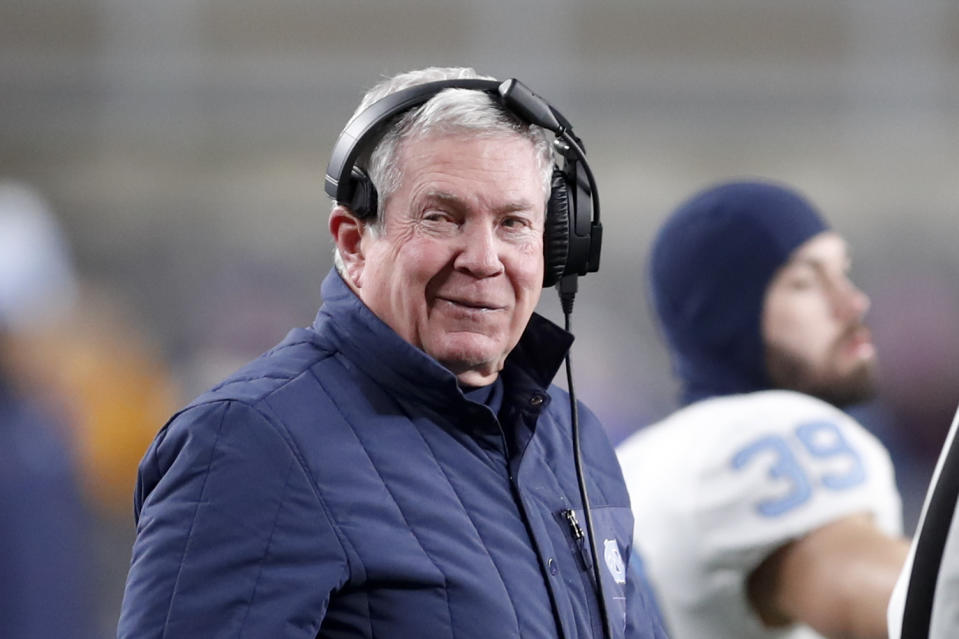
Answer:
[604,539,626,585]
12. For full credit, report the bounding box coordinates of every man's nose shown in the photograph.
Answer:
[833,277,871,322]
[454,222,504,277]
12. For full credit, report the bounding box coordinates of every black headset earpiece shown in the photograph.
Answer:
[345,166,377,219]
[543,168,571,287]
[324,77,602,287]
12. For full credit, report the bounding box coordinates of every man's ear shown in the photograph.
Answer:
[329,205,367,287]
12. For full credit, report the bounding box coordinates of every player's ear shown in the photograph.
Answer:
[329,205,367,287]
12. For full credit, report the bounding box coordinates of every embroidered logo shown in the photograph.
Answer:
[604,539,626,584]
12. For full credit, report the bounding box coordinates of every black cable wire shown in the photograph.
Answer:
[561,274,614,639]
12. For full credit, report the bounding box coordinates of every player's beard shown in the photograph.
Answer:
[764,325,879,408]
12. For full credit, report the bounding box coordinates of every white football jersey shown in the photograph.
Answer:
[617,390,903,639]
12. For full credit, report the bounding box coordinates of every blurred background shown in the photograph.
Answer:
[1,0,957,635]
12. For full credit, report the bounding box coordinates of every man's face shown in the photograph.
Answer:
[349,132,546,387]
[762,231,878,406]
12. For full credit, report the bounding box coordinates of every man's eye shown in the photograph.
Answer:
[502,217,531,229]
[787,275,815,290]
[423,210,453,223]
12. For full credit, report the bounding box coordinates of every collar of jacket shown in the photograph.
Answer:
[310,269,573,409]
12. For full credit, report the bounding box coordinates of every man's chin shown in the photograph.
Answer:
[766,347,879,407]
[434,343,503,387]
[447,356,501,387]
[816,361,879,407]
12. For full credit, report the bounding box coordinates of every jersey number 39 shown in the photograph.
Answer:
[730,420,866,517]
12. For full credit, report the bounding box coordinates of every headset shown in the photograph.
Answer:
[323,77,603,288]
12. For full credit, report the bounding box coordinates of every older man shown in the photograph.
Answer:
[117,67,667,639]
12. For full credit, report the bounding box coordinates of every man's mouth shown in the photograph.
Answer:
[439,297,504,312]
[840,326,875,359]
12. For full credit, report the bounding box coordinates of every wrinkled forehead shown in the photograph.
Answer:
[398,130,550,198]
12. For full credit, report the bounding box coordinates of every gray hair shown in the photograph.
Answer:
[332,67,555,272]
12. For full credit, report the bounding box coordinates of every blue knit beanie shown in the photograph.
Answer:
[649,180,829,405]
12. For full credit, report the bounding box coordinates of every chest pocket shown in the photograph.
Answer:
[556,505,632,639]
